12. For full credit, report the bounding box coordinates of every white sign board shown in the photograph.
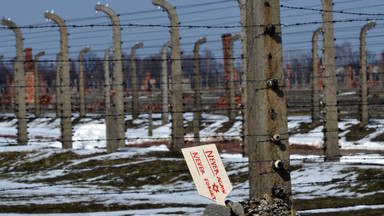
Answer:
[181,144,232,206]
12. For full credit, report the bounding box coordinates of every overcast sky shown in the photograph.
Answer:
[0,0,384,65]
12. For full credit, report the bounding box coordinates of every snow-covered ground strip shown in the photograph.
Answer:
[292,161,359,199]
[199,114,229,138]
[1,113,384,150]
[340,119,384,150]
[0,147,382,201]
[0,152,382,216]
[0,114,384,215]
[290,153,384,199]
[223,153,384,200]
[289,117,384,150]
[0,207,205,216]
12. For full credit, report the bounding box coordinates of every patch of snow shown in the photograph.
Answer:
[0,114,384,215]
[146,144,169,152]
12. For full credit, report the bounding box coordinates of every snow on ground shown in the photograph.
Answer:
[2,113,384,150]
[0,113,384,215]
[0,207,205,216]
[291,155,384,199]
[0,148,382,215]
[288,116,384,150]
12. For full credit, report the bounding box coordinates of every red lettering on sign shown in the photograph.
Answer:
[190,152,205,175]
[204,178,216,200]
[203,150,219,176]
[217,176,226,194]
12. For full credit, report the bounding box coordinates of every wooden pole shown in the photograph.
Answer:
[246,0,291,206]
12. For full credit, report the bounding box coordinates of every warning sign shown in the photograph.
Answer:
[182,144,232,206]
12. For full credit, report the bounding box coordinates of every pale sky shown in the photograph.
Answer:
[0,0,383,65]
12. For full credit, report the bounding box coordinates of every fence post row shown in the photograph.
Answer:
[1,18,28,146]
[193,37,207,146]
[131,42,144,120]
[321,0,340,162]
[246,0,292,206]
[153,0,184,154]
[359,21,376,127]
[95,4,125,149]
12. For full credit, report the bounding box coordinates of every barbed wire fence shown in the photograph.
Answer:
[0,0,384,213]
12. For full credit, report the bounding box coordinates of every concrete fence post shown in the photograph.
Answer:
[104,46,118,153]
[193,108,200,146]
[45,12,72,149]
[104,46,113,110]
[106,105,118,153]
[13,58,16,115]
[148,110,153,137]
[193,37,207,146]
[318,59,323,91]
[95,4,126,149]
[228,34,240,121]
[321,0,340,161]
[312,27,322,126]
[78,46,90,118]
[33,51,45,118]
[131,42,144,120]
[55,53,62,118]
[237,0,249,157]
[153,0,184,154]
[161,41,171,125]
[1,19,28,145]
[359,21,376,127]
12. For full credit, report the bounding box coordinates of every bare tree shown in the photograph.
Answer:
[335,41,359,68]
[286,49,311,87]
[82,51,100,80]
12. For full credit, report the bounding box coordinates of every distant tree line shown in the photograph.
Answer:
[285,41,380,88]
[0,41,380,89]
[0,48,228,90]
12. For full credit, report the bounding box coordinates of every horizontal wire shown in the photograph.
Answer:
[0,153,382,179]
[280,4,384,17]
[1,176,383,200]
[0,16,381,32]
